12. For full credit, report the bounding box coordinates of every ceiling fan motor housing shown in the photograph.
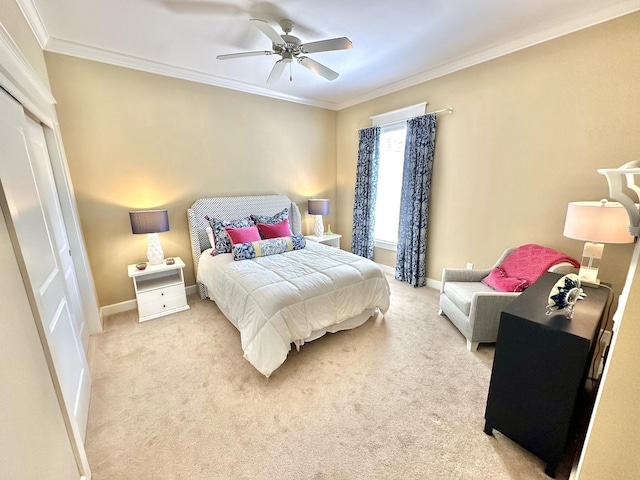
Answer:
[275,34,301,55]
[217,18,351,83]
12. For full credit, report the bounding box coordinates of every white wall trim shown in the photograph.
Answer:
[0,22,55,123]
[15,0,50,49]
[376,262,442,290]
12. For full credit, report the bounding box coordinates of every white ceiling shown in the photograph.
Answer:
[17,0,640,110]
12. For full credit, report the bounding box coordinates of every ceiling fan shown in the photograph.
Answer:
[216,18,352,83]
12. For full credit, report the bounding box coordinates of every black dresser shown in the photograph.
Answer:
[484,272,610,477]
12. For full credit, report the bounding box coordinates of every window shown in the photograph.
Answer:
[370,102,426,251]
[374,124,406,250]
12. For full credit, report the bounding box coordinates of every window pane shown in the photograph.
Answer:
[374,126,405,246]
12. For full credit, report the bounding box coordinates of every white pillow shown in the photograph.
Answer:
[206,226,215,248]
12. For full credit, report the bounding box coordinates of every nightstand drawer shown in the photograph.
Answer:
[136,283,185,305]
[138,294,187,319]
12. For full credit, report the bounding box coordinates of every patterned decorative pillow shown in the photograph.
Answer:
[205,216,255,255]
[250,207,288,226]
[232,234,306,261]
[256,218,292,239]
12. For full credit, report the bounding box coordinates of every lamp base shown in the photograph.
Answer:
[578,265,601,287]
[147,232,164,265]
[578,242,603,287]
[314,215,324,237]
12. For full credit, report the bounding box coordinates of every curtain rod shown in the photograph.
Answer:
[359,107,454,131]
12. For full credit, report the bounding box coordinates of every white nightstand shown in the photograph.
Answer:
[305,233,342,248]
[127,257,190,322]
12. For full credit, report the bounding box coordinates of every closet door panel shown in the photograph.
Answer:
[0,90,90,440]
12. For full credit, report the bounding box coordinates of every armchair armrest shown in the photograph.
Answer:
[468,291,521,341]
[441,267,492,292]
[440,247,516,293]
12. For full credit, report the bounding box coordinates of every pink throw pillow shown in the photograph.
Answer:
[224,226,261,245]
[257,218,292,239]
[482,267,529,292]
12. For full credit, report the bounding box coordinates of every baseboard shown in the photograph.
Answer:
[376,262,441,290]
[377,263,395,276]
[99,284,198,320]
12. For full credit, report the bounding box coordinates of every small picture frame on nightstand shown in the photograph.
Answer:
[166,257,175,265]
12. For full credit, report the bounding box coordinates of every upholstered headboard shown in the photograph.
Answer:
[187,194,302,297]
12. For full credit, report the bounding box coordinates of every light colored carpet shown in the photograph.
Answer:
[86,276,574,479]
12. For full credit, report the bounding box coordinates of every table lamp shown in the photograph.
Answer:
[129,210,170,265]
[308,199,329,237]
[563,200,634,285]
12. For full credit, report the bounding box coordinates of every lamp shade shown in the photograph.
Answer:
[308,199,330,216]
[563,201,633,244]
[129,210,170,234]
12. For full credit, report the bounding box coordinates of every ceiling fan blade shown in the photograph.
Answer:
[300,37,352,54]
[267,59,287,83]
[216,51,273,60]
[250,18,286,46]
[298,56,339,81]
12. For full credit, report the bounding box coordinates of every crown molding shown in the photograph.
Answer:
[44,37,337,110]
[18,0,640,111]
[15,0,50,49]
[334,1,640,110]
[0,22,55,125]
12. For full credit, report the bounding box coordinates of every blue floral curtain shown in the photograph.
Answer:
[395,114,437,287]
[351,126,380,259]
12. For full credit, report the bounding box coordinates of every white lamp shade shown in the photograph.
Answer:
[563,201,634,244]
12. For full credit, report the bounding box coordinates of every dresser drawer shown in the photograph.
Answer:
[138,294,188,319]
[136,283,185,306]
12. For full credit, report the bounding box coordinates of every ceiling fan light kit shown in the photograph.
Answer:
[216,18,352,83]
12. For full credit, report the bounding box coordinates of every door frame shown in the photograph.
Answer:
[0,25,101,336]
[0,22,97,479]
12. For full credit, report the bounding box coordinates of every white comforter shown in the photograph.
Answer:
[197,241,390,377]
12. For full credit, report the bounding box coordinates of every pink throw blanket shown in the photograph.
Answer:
[483,244,579,292]
[500,244,579,285]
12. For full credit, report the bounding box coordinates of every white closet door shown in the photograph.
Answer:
[0,90,91,440]
[25,116,89,351]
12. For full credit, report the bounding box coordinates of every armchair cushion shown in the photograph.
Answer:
[443,282,495,316]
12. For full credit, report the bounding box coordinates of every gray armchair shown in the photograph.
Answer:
[439,248,576,351]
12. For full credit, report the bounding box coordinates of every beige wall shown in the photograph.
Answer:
[577,243,640,479]
[336,12,640,295]
[45,53,337,306]
[46,13,640,306]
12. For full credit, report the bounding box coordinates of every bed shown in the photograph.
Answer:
[187,194,391,377]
